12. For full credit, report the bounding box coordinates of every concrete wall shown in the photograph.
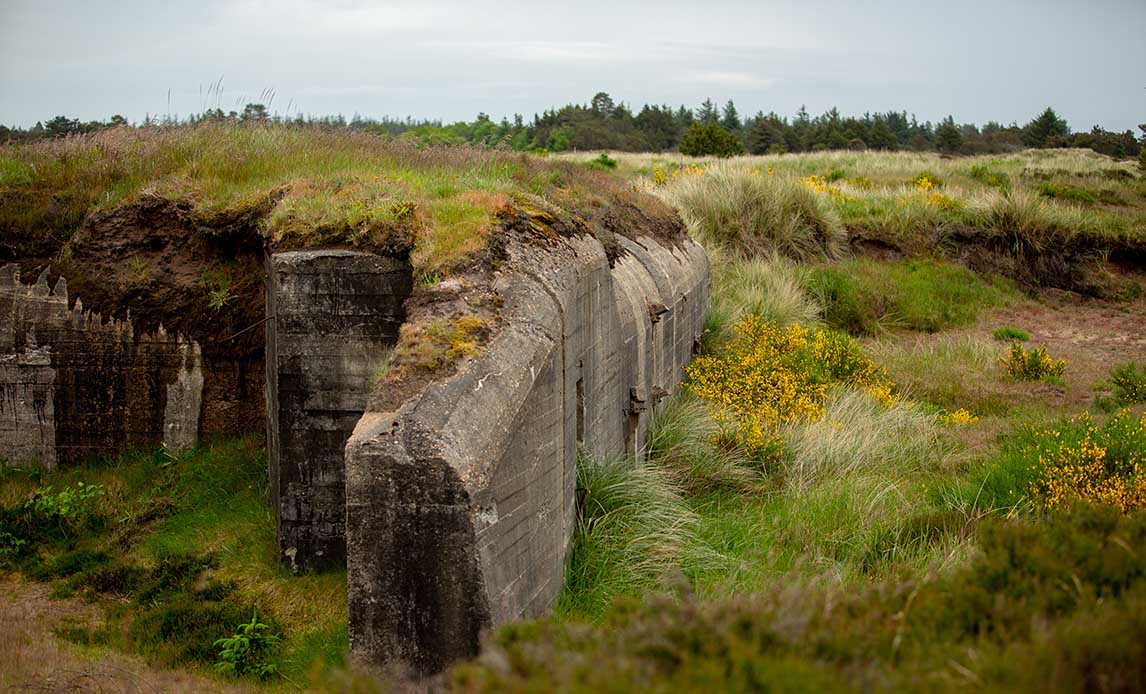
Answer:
[0,265,203,467]
[265,250,412,572]
[344,233,709,675]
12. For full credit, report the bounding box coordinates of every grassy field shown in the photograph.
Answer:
[453,149,1146,690]
[0,123,670,275]
[2,138,1145,690]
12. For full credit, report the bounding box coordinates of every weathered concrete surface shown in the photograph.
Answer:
[0,265,203,467]
[345,233,709,674]
[265,249,412,572]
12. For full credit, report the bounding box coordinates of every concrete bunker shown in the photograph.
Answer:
[2,196,709,677]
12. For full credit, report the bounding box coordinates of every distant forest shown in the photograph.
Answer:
[2,93,1143,160]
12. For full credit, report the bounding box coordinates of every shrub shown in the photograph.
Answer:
[910,171,943,188]
[822,168,845,183]
[658,166,845,260]
[961,411,1146,513]
[993,326,1029,341]
[1000,341,1065,380]
[967,164,1010,189]
[1096,362,1146,411]
[1035,181,1097,204]
[25,482,105,536]
[214,607,282,679]
[1030,412,1146,513]
[678,123,743,157]
[685,317,892,457]
[587,153,618,171]
[453,505,1146,692]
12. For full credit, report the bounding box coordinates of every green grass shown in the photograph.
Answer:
[704,250,822,347]
[0,123,671,274]
[805,257,1014,336]
[654,163,845,260]
[0,437,347,685]
[993,325,1030,341]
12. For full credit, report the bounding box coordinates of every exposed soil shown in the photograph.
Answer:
[0,577,253,693]
[976,289,1146,410]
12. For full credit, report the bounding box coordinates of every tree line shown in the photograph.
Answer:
[2,93,1143,163]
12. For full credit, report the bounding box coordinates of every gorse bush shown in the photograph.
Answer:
[657,166,845,260]
[1030,412,1146,513]
[685,317,892,457]
[960,411,1146,513]
[1000,341,1065,380]
[1097,362,1146,411]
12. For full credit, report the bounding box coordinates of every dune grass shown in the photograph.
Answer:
[576,148,1145,269]
[652,163,845,260]
[0,123,669,275]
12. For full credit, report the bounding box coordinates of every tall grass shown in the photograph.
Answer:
[646,394,761,495]
[558,452,697,619]
[867,334,1016,414]
[655,165,845,259]
[779,389,949,493]
[705,249,822,346]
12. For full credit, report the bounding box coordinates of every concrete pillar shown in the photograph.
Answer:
[266,249,412,572]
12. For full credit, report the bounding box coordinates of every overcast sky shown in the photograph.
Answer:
[1,0,1144,131]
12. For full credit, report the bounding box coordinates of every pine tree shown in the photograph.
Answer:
[1022,107,1069,148]
[696,98,719,125]
[936,116,962,153]
[720,100,741,131]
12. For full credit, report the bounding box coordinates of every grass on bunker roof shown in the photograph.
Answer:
[0,122,673,274]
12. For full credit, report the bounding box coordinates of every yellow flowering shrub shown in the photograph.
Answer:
[1029,412,1146,513]
[684,317,893,456]
[895,175,961,210]
[941,408,979,426]
[1001,341,1066,380]
[803,175,857,202]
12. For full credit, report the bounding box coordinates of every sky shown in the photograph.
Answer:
[1,0,1144,131]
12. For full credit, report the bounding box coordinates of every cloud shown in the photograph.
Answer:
[681,70,774,89]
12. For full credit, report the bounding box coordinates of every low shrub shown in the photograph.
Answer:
[911,171,944,188]
[967,164,1010,189]
[993,325,1029,341]
[960,410,1146,513]
[214,607,282,679]
[1030,412,1146,512]
[1035,181,1097,204]
[453,505,1146,692]
[1096,362,1146,411]
[1000,341,1065,381]
[586,153,618,171]
[685,317,892,457]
